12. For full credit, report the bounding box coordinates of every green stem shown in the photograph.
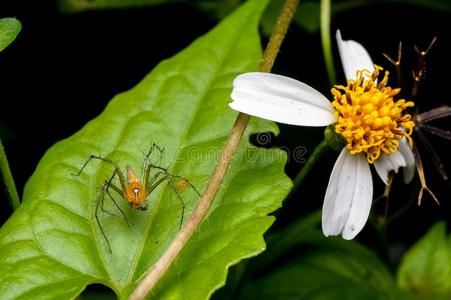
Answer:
[290,140,329,196]
[320,0,336,85]
[0,138,20,210]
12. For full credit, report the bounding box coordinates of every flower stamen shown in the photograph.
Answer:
[332,66,415,163]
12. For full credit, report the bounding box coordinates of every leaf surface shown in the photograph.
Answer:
[0,1,292,298]
[0,18,21,53]
[239,222,416,300]
[397,222,451,300]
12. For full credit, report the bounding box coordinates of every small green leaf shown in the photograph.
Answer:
[0,0,291,299]
[397,222,451,299]
[0,18,21,53]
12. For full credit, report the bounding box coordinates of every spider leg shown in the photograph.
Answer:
[106,183,130,227]
[90,161,129,253]
[95,182,113,253]
[166,176,185,229]
[142,143,165,183]
[141,143,157,178]
[144,169,186,229]
[145,163,201,196]
[145,173,169,195]
[155,167,202,196]
[72,154,127,192]
[104,171,131,227]
[169,174,201,197]
[99,194,116,216]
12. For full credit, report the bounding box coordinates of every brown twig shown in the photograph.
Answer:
[128,0,300,299]
[411,37,437,102]
[383,41,403,89]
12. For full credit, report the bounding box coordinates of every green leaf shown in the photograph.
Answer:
[238,216,414,300]
[193,0,242,20]
[57,0,241,16]
[250,210,322,271]
[0,18,21,53]
[397,222,451,299]
[0,0,291,299]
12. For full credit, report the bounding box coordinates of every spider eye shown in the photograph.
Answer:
[133,188,140,195]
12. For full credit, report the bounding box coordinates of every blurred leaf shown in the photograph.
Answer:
[0,0,293,299]
[238,217,416,300]
[57,0,182,13]
[57,0,241,16]
[0,18,21,53]
[252,210,321,270]
[260,0,283,36]
[293,2,320,33]
[401,0,451,10]
[193,0,242,20]
[397,222,451,300]
[321,0,451,14]
[333,0,451,12]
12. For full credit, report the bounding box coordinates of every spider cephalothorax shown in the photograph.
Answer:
[125,165,148,210]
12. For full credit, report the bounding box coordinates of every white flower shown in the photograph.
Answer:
[229,30,416,239]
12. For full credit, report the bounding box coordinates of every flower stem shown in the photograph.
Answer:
[0,138,20,210]
[129,1,300,299]
[320,0,336,86]
[290,140,329,196]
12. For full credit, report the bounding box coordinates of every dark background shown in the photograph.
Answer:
[0,0,450,273]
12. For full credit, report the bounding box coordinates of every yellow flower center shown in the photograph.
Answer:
[331,66,415,164]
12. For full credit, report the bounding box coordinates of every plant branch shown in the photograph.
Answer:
[129,0,300,299]
[320,0,336,85]
[0,138,20,210]
[289,140,329,199]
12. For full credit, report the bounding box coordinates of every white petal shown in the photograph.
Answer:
[336,30,374,81]
[374,151,407,184]
[342,160,373,240]
[230,72,335,126]
[398,137,416,183]
[322,149,373,239]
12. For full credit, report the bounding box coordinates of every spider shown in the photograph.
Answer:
[73,143,200,252]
